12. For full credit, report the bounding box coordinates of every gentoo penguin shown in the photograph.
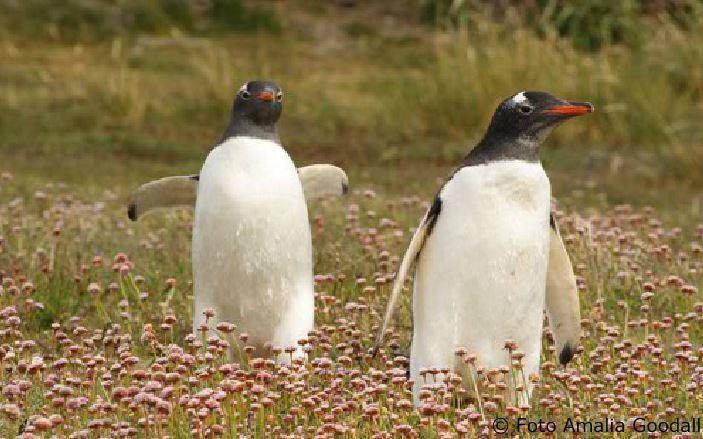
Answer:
[127,164,348,221]
[373,91,592,403]
[192,80,313,362]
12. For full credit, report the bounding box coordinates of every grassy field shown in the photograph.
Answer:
[1,169,701,437]
[3,2,703,181]
[1,1,702,437]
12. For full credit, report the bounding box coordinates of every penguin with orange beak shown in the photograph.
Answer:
[192,80,314,363]
[373,91,593,404]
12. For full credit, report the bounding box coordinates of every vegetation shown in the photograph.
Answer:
[0,1,701,437]
[0,0,279,42]
[2,2,702,188]
[425,0,702,49]
[0,176,701,437]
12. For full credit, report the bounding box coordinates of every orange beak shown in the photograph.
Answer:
[257,91,275,102]
[544,101,594,115]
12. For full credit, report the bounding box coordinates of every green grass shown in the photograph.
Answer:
[2,6,703,187]
[425,0,703,50]
[0,0,279,42]
[0,169,701,436]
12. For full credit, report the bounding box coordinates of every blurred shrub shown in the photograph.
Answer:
[2,1,702,182]
[423,0,701,50]
[0,0,279,42]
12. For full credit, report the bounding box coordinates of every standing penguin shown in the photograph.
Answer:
[193,81,313,362]
[374,91,592,402]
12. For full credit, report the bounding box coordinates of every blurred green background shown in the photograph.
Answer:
[1,0,702,209]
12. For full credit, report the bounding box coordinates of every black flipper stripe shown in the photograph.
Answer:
[426,195,442,236]
[127,203,137,221]
[559,343,574,365]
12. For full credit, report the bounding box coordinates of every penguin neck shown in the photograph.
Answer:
[462,134,540,167]
[219,117,280,144]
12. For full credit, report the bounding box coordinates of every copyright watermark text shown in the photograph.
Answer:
[491,416,701,435]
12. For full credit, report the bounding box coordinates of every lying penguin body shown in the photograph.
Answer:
[374,91,593,403]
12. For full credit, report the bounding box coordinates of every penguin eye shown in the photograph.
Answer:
[240,90,251,100]
[518,105,533,115]
[275,91,283,102]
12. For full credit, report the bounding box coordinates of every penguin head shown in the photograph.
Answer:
[231,80,284,126]
[486,91,593,144]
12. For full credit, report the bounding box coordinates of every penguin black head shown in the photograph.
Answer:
[232,81,283,125]
[487,91,593,144]
[465,91,593,165]
[220,80,284,143]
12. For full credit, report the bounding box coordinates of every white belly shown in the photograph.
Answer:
[192,136,314,357]
[410,160,551,401]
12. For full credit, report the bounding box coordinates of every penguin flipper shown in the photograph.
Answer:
[297,164,350,200]
[127,175,199,221]
[371,200,439,356]
[127,165,349,221]
[545,217,581,366]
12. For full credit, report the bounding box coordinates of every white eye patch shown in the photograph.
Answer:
[510,91,528,106]
[238,83,249,93]
[501,91,531,110]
